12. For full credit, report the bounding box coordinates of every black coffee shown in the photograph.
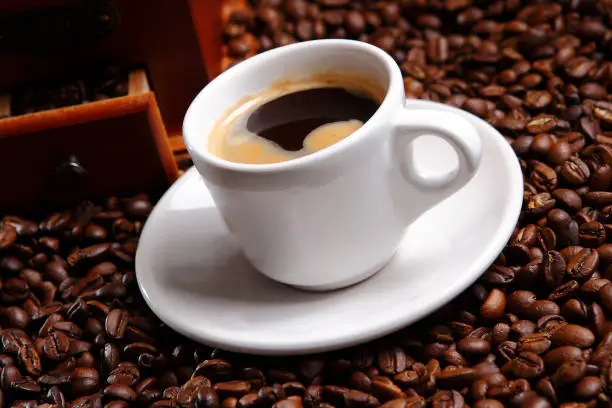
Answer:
[208,77,383,164]
[246,87,380,151]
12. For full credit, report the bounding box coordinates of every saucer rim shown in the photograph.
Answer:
[135,99,523,355]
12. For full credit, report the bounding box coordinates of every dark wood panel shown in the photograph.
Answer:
[0,93,177,214]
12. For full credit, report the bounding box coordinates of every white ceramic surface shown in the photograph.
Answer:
[136,99,523,356]
[184,39,483,290]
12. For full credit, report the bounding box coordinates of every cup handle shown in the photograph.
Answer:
[391,108,483,220]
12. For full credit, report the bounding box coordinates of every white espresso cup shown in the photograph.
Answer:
[183,39,483,291]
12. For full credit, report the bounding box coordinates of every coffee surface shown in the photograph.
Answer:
[208,76,383,164]
[246,87,379,151]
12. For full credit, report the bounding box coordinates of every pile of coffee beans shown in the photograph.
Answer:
[1,1,612,407]
[8,66,128,117]
[219,0,612,405]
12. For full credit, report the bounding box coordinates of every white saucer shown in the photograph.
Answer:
[135,100,523,355]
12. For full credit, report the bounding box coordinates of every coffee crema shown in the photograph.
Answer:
[207,74,385,164]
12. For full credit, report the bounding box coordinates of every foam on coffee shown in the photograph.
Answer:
[208,73,385,164]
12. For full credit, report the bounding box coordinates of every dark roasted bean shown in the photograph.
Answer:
[343,390,378,408]
[197,388,220,408]
[105,309,128,339]
[18,344,41,376]
[215,381,251,399]
[107,364,139,386]
[377,347,407,375]
[104,384,138,401]
[71,367,100,396]
[370,377,403,402]
[501,352,544,379]
[551,324,595,348]
[574,376,602,399]
[178,377,213,407]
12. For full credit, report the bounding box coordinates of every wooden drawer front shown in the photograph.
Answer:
[0,93,177,214]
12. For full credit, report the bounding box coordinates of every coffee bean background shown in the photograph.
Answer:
[1,1,612,407]
[6,65,128,117]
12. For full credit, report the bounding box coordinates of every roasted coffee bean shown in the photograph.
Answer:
[474,399,504,408]
[578,222,605,247]
[393,370,419,389]
[510,320,536,340]
[44,261,69,284]
[436,366,477,389]
[537,314,566,334]
[84,224,107,241]
[549,280,579,302]
[481,265,515,285]
[3,278,29,302]
[585,191,612,207]
[179,377,214,406]
[561,298,588,321]
[551,358,586,387]
[600,283,612,313]
[505,243,531,265]
[457,338,490,358]
[518,333,551,355]
[196,388,220,408]
[0,223,18,250]
[566,248,599,280]
[349,372,371,392]
[377,347,407,375]
[575,206,602,226]
[371,377,403,402]
[560,157,591,186]
[322,384,349,406]
[343,390,378,408]
[18,344,41,376]
[102,343,119,375]
[547,142,573,166]
[530,161,557,191]
[215,381,251,399]
[104,384,138,401]
[267,369,297,384]
[507,293,537,320]
[5,306,31,329]
[1,364,21,389]
[429,390,463,408]
[53,321,82,338]
[526,192,555,215]
[501,352,544,379]
[105,309,128,339]
[579,278,609,298]
[525,91,552,110]
[105,401,129,408]
[526,115,558,134]
[67,243,112,267]
[42,331,70,360]
[71,367,100,396]
[283,382,305,397]
[531,134,555,157]
[573,376,602,400]
[525,300,561,320]
[304,385,323,407]
[107,364,139,386]
[551,324,595,348]
[237,392,258,408]
[239,368,264,390]
[543,251,566,288]
[272,396,302,408]
[491,323,511,345]
[480,289,506,320]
